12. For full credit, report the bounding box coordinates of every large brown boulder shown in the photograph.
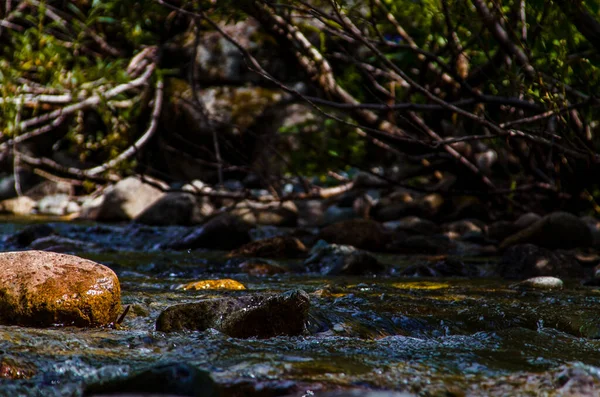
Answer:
[0,251,121,327]
[500,212,593,250]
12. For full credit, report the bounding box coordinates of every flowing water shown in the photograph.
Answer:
[0,219,600,396]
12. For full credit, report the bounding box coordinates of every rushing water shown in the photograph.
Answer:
[0,219,600,396]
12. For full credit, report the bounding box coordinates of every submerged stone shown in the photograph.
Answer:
[0,251,121,327]
[83,362,217,397]
[156,290,310,338]
[178,279,246,291]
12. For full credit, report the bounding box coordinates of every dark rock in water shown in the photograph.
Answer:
[156,289,310,338]
[498,244,584,280]
[238,258,288,276]
[228,236,307,258]
[304,240,385,275]
[6,224,55,248]
[391,216,440,236]
[500,212,592,250]
[83,362,218,397]
[317,219,391,251]
[28,236,99,253]
[316,391,416,397]
[165,214,251,251]
[401,258,479,277]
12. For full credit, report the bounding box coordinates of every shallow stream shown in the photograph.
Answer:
[1,219,600,396]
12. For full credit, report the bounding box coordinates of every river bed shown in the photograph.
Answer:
[0,219,599,396]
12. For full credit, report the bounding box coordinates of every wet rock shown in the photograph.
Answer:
[582,215,600,247]
[156,289,310,338]
[322,204,359,225]
[178,279,246,291]
[388,234,454,255]
[36,194,79,216]
[304,240,385,275]
[23,180,72,200]
[135,192,213,226]
[486,220,518,242]
[373,202,414,222]
[296,199,324,227]
[231,200,298,227]
[401,258,479,278]
[500,212,593,250]
[0,356,35,379]
[498,244,584,280]
[239,259,287,276]
[0,196,36,215]
[28,236,99,253]
[514,212,542,229]
[511,276,564,290]
[318,219,391,251]
[228,236,307,259]
[83,362,218,397]
[5,223,55,248]
[389,216,440,236]
[442,219,484,238]
[92,176,167,222]
[165,214,251,251]
[0,251,121,327]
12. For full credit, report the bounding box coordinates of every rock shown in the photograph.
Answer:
[486,221,518,242]
[5,223,55,248]
[442,219,484,237]
[582,215,600,247]
[165,214,251,251]
[93,177,166,222]
[511,276,564,290]
[227,236,307,258]
[373,202,414,222]
[178,279,246,291]
[318,219,391,251]
[135,192,213,226]
[231,200,298,226]
[238,259,287,276]
[498,244,584,280]
[322,204,359,225]
[316,391,416,397]
[0,251,121,327]
[304,241,385,275]
[156,289,310,338]
[83,362,218,397]
[296,199,324,227]
[401,258,479,277]
[390,216,440,236]
[36,194,79,216]
[28,236,99,253]
[23,180,72,200]
[500,212,593,250]
[0,196,36,215]
[388,234,454,255]
[514,212,542,229]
